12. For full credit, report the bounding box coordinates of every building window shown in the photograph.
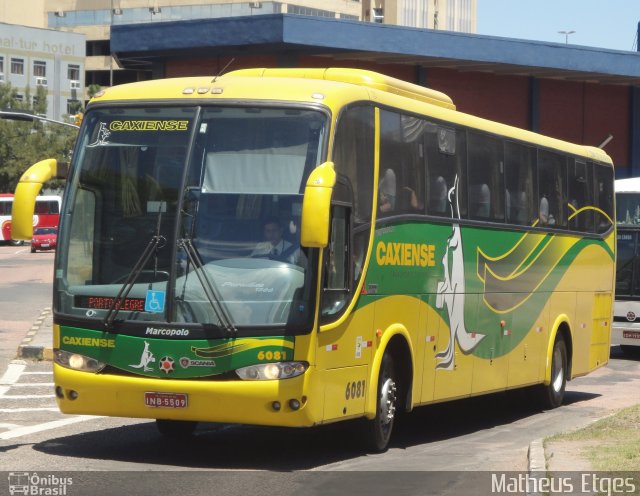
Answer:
[0,56,4,74]
[67,99,81,114]
[15,94,24,102]
[34,61,47,77]
[11,58,24,75]
[68,64,80,80]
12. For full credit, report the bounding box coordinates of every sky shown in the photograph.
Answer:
[476,0,639,52]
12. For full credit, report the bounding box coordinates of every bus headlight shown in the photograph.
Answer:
[235,362,308,380]
[54,349,106,373]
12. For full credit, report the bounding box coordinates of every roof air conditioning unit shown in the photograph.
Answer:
[112,8,123,15]
[371,7,384,23]
[70,80,81,90]
[149,6,161,14]
[55,10,66,17]
[36,77,48,86]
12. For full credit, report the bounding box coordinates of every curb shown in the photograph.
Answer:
[17,307,53,361]
[527,439,546,472]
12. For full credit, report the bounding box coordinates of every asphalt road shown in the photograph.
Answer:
[0,244,54,371]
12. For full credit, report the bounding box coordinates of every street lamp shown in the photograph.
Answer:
[0,110,79,129]
[558,30,575,44]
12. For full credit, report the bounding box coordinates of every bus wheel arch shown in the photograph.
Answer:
[361,331,414,452]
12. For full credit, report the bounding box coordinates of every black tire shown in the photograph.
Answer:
[30,245,36,253]
[155,419,198,438]
[10,240,24,246]
[539,335,567,409]
[362,353,398,453]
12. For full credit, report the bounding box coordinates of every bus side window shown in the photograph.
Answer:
[321,206,350,318]
[538,150,567,228]
[594,163,614,234]
[505,141,536,226]
[467,131,503,222]
[568,159,594,232]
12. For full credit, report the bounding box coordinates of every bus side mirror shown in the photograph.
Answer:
[12,158,60,240]
[300,162,336,248]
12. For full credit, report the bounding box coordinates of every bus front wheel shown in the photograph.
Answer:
[155,419,198,438]
[539,335,567,409]
[362,352,398,453]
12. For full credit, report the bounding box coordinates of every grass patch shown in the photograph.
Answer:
[545,404,640,471]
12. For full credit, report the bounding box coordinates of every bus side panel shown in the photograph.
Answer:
[471,293,510,395]
[590,292,612,370]
[507,300,547,387]
[418,296,440,404]
[321,366,368,421]
[432,294,477,401]
[316,301,376,422]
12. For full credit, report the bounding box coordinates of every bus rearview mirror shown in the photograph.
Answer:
[12,158,59,240]
[300,162,336,248]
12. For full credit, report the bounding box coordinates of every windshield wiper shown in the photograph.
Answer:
[178,238,236,334]
[103,205,166,330]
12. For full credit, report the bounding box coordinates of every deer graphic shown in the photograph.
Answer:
[435,175,485,370]
[129,341,156,372]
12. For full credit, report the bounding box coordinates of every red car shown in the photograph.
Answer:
[31,227,58,253]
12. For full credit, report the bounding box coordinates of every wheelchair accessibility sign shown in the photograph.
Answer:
[145,290,166,313]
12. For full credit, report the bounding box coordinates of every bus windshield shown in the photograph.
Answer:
[57,105,327,332]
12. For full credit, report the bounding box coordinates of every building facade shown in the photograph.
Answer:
[0,22,85,121]
[42,0,365,88]
[363,0,476,30]
[35,0,475,88]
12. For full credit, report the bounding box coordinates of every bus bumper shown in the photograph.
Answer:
[53,363,321,427]
[611,322,640,348]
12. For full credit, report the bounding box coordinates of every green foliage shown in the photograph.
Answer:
[87,84,102,99]
[0,82,76,192]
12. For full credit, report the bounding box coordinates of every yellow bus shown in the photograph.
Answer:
[12,68,615,452]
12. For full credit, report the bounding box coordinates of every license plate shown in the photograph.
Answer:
[42,244,49,248]
[144,392,188,408]
[623,330,640,340]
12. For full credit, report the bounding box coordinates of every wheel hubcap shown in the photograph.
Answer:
[552,348,564,392]
[380,378,397,424]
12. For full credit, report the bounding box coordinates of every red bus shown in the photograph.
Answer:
[0,193,61,245]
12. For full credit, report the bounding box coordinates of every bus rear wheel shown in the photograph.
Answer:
[155,419,198,438]
[538,335,567,409]
[362,352,398,453]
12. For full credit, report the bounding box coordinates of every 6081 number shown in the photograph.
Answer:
[257,350,287,361]
[345,380,366,400]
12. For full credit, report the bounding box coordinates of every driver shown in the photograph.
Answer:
[251,217,302,265]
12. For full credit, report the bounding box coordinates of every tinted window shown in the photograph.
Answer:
[505,141,536,226]
[594,164,614,234]
[333,105,375,224]
[425,125,467,218]
[467,131,504,221]
[538,150,567,228]
[378,110,426,216]
[567,159,594,232]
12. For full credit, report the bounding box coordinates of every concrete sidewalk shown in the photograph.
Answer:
[11,308,595,473]
[17,307,54,361]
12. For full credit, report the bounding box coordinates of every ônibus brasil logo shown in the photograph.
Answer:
[8,472,72,495]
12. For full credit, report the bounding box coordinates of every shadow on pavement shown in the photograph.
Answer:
[30,388,592,470]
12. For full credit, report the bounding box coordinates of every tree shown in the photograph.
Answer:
[0,82,76,192]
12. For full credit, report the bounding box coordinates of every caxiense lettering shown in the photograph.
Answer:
[62,336,116,348]
[375,241,436,267]
[109,120,189,131]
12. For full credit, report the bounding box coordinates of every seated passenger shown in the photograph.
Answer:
[539,194,549,225]
[379,169,397,214]
[429,176,448,214]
